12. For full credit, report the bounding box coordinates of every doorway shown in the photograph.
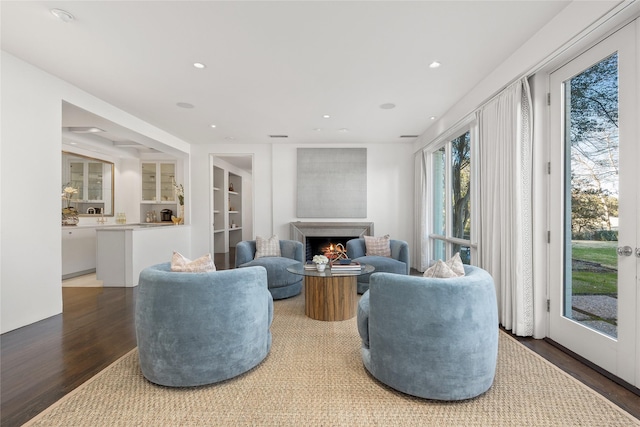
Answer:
[210,154,254,255]
[548,22,638,387]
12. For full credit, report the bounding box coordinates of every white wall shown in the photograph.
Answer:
[189,143,415,259]
[413,1,629,153]
[272,144,415,246]
[1,52,63,333]
[190,144,272,257]
[0,52,190,333]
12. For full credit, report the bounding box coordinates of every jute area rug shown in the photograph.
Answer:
[26,291,638,426]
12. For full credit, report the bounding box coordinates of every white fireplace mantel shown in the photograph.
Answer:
[290,221,374,248]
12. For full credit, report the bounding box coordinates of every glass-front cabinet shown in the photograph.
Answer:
[141,162,176,202]
[69,161,85,199]
[88,162,104,200]
[70,160,105,201]
[63,152,114,216]
[141,161,179,223]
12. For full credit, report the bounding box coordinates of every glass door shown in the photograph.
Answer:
[69,161,84,200]
[141,162,156,202]
[87,162,103,201]
[548,22,638,386]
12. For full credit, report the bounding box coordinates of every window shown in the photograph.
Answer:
[429,129,475,264]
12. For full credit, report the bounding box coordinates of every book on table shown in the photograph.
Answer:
[304,262,318,270]
[330,261,362,271]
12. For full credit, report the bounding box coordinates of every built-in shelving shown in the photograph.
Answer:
[212,164,243,253]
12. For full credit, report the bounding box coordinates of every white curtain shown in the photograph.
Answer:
[413,150,430,272]
[478,77,533,336]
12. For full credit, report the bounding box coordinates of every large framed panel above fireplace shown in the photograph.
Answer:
[290,221,374,262]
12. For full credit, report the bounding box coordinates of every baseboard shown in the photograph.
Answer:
[543,337,640,397]
[62,269,96,280]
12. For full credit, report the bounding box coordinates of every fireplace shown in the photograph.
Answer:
[290,222,374,262]
[305,237,352,261]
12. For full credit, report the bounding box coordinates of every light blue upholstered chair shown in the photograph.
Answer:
[346,238,410,294]
[136,263,273,387]
[235,239,304,299]
[357,266,498,400]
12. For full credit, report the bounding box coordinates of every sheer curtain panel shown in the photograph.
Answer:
[414,150,430,272]
[478,78,534,336]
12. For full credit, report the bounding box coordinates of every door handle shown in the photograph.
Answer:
[636,248,640,258]
[617,246,633,257]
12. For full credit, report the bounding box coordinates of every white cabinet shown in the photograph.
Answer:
[212,165,243,253]
[96,225,190,287]
[140,161,179,223]
[64,156,112,215]
[62,227,96,278]
[141,162,176,203]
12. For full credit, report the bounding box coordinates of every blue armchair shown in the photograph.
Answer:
[357,266,498,400]
[346,238,410,293]
[235,239,304,299]
[136,263,273,387]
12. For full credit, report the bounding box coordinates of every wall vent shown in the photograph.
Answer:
[269,135,288,138]
[400,135,419,138]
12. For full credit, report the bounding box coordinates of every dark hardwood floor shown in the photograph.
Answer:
[1,251,638,426]
[1,287,138,426]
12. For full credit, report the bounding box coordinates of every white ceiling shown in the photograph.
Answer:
[1,1,571,147]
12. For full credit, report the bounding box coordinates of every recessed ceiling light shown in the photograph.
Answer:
[430,116,437,120]
[380,103,396,109]
[193,62,206,69]
[225,136,235,140]
[210,124,217,128]
[339,128,349,132]
[313,128,322,132]
[176,102,194,109]
[50,8,75,23]
[322,114,331,119]
[67,126,104,133]
[429,61,441,69]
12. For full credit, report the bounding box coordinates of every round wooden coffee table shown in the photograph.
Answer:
[287,263,374,321]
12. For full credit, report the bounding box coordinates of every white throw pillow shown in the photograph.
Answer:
[364,235,391,257]
[447,252,465,276]
[171,251,216,272]
[255,234,281,258]
[423,252,466,278]
[423,260,458,278]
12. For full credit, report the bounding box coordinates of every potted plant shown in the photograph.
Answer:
[172,179,184,224]
[61,185,79,226]
[312,254,329,272]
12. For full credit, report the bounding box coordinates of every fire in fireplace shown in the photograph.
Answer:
[305,237,354,262]
[290,221,374,263]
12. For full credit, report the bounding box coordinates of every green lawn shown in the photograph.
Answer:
[571,241,617,295]
[571,271,618,294]
[571,241,617,269]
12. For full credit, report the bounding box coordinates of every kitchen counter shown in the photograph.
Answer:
[64,222,175,229]
[96,224,190,287]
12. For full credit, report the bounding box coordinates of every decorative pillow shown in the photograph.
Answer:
[171,251,216,272]
[364,235,391,257]
[447,252,465,276]
[423,259,458,278]
[423,252,466,278]
[255,234,281,258]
